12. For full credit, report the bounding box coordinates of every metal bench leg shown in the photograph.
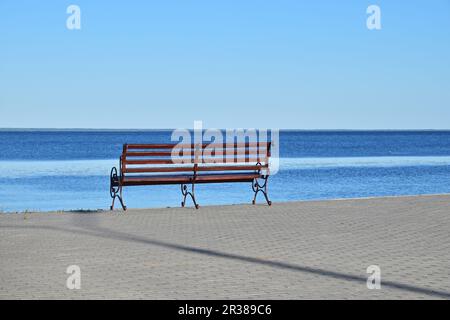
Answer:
[110,186,126,211]
[252,175,272,206]
[181,182,199,209]
[110,167,127,211]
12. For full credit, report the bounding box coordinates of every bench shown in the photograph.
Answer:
[109,142,272,210]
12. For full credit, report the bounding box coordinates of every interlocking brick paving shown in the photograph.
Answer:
[1,195,449,299]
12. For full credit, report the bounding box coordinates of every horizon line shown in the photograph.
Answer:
[1,128,450,132]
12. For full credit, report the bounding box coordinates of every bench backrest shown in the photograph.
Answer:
[120,142,271,176]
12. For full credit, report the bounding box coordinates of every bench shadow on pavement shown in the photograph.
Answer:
[1,220,449,299]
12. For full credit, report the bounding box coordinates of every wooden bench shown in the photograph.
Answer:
[109,142,272,210]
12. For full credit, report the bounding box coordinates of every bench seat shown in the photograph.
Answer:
[121,172,261,186]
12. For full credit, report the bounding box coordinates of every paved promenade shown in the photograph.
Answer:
[1,195,450,299]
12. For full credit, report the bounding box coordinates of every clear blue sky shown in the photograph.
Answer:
[1,0,449,129]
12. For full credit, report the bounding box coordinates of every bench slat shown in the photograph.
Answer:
[123,164,267,174]
[125,151,175,157]
[122,175,192,186]
[125,149,267,157]
[196,164,267,172]
[196,173,260,182]
[125,157,268,165]
[126,142,270,149]
[122,172,260,186]
[124,166,194,173]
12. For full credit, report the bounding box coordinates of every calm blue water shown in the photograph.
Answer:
[1,130,450,212]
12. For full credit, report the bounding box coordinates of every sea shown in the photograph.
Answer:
[1,130,450,212]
